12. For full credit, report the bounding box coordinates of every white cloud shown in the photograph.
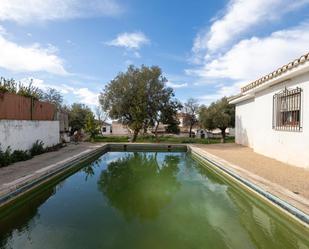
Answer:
[189,22,309,101]
[0,0,123,24]
[22,77,74,94]
[189,23,309,82]
[107,32,150,49]
[0,28,67,75]
[166,81,188,89]
[193,0,309,54]
[22,77,99,106]
[74,88,99,106]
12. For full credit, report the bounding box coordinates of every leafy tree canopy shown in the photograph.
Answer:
[183,98,199,137]
[42,88,63,109]
[85,112,99,141]
[99,65,181,141]
[199,97,235,143]
[68,103,93,132]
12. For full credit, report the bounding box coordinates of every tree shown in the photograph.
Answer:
[85,113,99,141]
[183,98,199,137]
[42,88,63,109]
[99,65,180,142]
[68,103,93,132]
[150,88,182,138]
[199,97,235,143]
[95,105,107,123]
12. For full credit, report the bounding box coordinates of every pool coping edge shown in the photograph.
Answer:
[188,145,309,227]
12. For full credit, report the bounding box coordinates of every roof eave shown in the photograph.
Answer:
[230,60,309,104]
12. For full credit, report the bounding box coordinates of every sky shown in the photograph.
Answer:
[0,0,309,107]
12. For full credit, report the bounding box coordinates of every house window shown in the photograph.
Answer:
[102,127,107,132]
[273,87,302,131]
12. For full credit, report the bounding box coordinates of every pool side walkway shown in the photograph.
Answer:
[0,143,106,206]
[189,143,309,215]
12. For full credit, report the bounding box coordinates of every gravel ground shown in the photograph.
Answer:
[193,143,309,199]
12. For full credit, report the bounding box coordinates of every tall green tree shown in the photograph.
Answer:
[68,103,93,132]
[183,98,199,137]
[99,65,180,142]
[42,88,63,109]
[85,113,99,141]
[199,97,235,143]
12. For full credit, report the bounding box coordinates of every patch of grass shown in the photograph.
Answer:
[94,136,130,143]
[94,135,234,144]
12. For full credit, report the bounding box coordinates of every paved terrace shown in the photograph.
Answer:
[190,143,309,214]
[0,143,105,201]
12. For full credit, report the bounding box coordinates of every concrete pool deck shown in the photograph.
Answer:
[189,143,309,215]
[0,143,106,206]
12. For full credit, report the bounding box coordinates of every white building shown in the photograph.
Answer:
[230,53,309,169]
[100,121,112,135]
[111,121,130,136]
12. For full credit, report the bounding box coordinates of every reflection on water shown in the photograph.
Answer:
[0,152,308,249]
[0,187,56,248]
[98,152,181,221]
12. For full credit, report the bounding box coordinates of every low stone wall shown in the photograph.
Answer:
[0,120,59,151]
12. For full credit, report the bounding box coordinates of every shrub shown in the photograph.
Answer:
[0,142,64,167]
[0,146,13,167]
[30,140,45,156]
[11,150,32,162]
[0,77,17,94]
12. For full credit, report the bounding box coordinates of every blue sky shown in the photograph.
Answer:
[0,0,309,107]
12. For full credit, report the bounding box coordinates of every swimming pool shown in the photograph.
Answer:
[0,151,308,249]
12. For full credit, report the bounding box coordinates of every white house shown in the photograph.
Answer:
[230,53,309,169]
[100,121,112,135]
[111,121,131,136]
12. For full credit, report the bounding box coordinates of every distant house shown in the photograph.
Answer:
[111,121,131,136]
[99,121,112,135]
[177,112,199,136]
[229,53,309,168]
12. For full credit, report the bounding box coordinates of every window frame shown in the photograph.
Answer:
[272,87,302,132]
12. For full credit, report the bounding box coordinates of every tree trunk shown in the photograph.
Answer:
[220,128,226,143]
[132,129,139,142]
[154,122,159,141]
[143,123,148,135]
[189,124,193,138]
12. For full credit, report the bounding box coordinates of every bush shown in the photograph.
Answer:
[0,141,64,168]
[30,140,45,156]
[0,146,13,167]
[11,150,32,162]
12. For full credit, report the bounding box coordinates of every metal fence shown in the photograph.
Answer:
[0,92,56,121]
[272,87,302,132]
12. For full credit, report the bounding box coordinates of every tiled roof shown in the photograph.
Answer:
[241,52,309,93]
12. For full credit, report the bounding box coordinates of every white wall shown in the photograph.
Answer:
[112,122,130,135]
[0,120,60,151]
[235,98,255,147]
[101,125,111,135]
[235,72,309,168]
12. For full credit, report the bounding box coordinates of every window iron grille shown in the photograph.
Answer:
[272,87,302,131]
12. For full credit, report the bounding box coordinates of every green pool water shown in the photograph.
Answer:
[0,151,308,249]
